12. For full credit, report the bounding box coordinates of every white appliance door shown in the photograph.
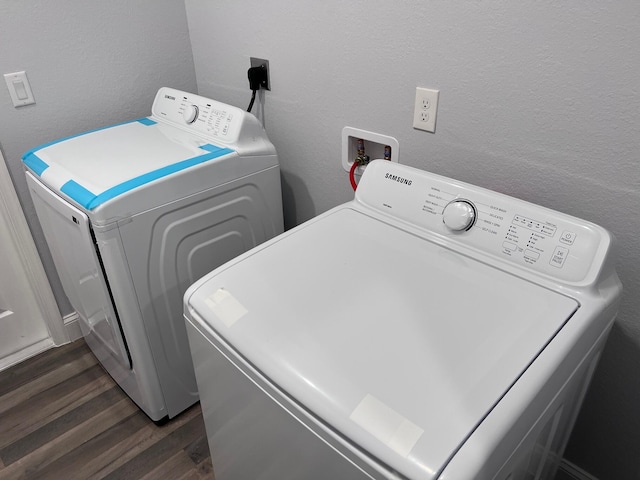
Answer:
[27,172,130,369]
[185,207,579,480]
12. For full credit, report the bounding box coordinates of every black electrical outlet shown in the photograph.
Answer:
[249,57,270,91]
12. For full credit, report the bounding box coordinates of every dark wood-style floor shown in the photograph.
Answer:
[0,339,581,480]
[0,339,213,480]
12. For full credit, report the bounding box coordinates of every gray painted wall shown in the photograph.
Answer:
[184,1,640,478]
[0,0,197,316]
[1,0,639,476]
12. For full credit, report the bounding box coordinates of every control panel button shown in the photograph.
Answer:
[559,231,577,245]
[443,200,477,231]
[524,250,540,261]
[503,241,516,251]
[550,246,569,268]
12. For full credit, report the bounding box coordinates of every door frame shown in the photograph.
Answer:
[0,149,68,346]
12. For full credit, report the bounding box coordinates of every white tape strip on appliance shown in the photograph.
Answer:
[350,393,424,458]
[205,288,248,328]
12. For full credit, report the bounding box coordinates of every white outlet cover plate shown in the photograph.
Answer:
[413,87,439,133]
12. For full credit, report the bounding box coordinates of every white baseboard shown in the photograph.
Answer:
[63,312,83,342]
[0,312,82,373]
[558,458,599,480]
[0,337,55,372]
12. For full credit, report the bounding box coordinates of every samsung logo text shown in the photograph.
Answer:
[384,173,413,186]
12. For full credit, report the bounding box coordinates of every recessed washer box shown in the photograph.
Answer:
[342,126,399,174]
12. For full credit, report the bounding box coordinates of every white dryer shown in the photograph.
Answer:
[184,160,621,479]
[23,87,283,422]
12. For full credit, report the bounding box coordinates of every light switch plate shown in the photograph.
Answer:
[4,71,35,107]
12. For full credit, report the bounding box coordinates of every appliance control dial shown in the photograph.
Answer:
[443,199,477,231]
[183,104,199,124]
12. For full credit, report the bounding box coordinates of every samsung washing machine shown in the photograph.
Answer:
[184,160,621,479]
[23,87,283,422]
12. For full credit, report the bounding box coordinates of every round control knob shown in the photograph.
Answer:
[443,199,477,231]
[183,104,199,124]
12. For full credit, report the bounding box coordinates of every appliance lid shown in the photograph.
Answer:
[186,207,579,480]
[22,118,234,211]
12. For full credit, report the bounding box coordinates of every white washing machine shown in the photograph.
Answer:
[23,87,283,422]
[184,160,621,479]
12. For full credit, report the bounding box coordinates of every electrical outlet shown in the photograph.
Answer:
[250,57,270,90]
[413,87,439,133]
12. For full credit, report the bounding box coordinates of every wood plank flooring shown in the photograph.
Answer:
[0,339,213,480]
[0,339,577,480]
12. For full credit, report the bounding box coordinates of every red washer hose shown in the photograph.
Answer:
[349,161,359,191]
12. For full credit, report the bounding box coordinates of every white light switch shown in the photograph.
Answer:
[4,71,35,107]
[14,80,28,100]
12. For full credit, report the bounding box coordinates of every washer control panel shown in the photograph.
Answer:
[150,87,251,145]
[357,161,610,284]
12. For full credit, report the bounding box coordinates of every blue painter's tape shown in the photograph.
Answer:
[61,181,97,209]
[82,144,234,210]
[199,143,230,153]
[21,118,154,165]
[22,152,49,176]
[86,145,234,209]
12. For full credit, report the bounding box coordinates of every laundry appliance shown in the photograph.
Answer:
[23,87,283,422]
[184,160,621,479]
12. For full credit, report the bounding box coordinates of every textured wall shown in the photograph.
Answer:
[184,1,640,477]
[0,0,197,316]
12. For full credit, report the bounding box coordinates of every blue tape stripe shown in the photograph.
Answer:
[22,152,49,176]
[199,143,229,153]
[137,118,156,126]
[21,118,153,163]
[60,145,233,210]
[82,145,234,210]
[60,181,97,209]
